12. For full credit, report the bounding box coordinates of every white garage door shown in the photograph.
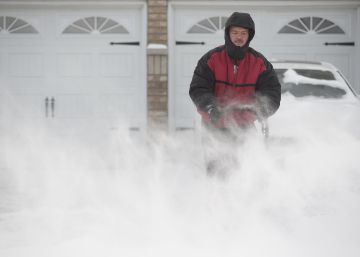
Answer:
[170,5,357,130]
[0,5,146,137]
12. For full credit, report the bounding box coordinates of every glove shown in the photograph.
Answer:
[207,106,222,125]
[231,110,257,127]
[254,96,270,119]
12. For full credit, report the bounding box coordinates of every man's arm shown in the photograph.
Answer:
[189,55,216,112]
[255,62,281,118]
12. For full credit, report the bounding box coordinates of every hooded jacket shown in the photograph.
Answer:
[189,12,281,128]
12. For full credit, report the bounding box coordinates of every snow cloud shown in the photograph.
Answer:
[1,95,360,257]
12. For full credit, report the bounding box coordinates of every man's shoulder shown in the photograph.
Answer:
[247,48,273,69]
[200,45,226,61]
[248,47,267,60]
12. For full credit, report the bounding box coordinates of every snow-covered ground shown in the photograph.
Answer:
[1,95,360,257]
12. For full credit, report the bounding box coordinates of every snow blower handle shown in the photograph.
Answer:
[221,104,269,139]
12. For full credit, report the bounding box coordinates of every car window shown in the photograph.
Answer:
[292,69,335,80]
[275,68,347,99]
[281,83,346,98]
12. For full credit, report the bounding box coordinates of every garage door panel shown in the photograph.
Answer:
[175,83,190,95]
[270,53,307,61]
[175,93,197,128]
[55,94,95,118]
[0,52,3,76]
[5,78,47,93]
[175,95,196,117]
[55,79,95,93]
[99,53,134,77]
[8,94,46,119]
[53,77,140,94]
[179,52,201,78]
[8,52,44,77]
[175,46,216,82]
[56,53,93,77]
[314,53,351,79]
[97,94,137,119]
[98,80,139,93]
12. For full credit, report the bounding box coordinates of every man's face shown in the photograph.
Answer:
[229,26,249,47]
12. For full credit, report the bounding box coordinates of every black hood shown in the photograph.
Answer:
[224,12,255,61]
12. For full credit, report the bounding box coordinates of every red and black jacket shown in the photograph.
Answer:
[189,12,281,128]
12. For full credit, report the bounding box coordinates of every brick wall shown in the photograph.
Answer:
[148,0,167,45]
[147,0,168,130]
[147,53,168,129]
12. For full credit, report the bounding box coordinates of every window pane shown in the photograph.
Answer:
[0,16,5,29]
[96,17,107,30]
[318,26,344,34]
[85,17,95,30]
[188,24,212,33]
[312,17,323,29]
[209,17,220,29]
[63,25,89,34]
[198,19,216,31]
[102,25,128,34]
[317,20,334,30]
[221,17,228,29]
[74,19,92,31]
[300,17,310,30]
[0,16,4,29]
[12,25,37,33]
[9,19,27,31]
[101,19,118,31]
[289,19,307,31]
[5,16,16,30]
[279,25,304,34]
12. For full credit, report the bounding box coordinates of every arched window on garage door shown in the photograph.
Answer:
[63,16,129,34]
[0,16,38,34]
[187,16,228,33]
[279,16,345,34]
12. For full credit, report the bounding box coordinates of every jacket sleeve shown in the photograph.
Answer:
[189,54,216,112]
[255,60,281,118]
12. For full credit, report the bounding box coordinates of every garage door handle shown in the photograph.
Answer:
[50,97,55,118]
[109,42,140,46]
[176,41,205,45]
[324,42,355,46]
[45,97,49,117]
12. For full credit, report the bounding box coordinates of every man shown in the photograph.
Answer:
[189,12,281,175]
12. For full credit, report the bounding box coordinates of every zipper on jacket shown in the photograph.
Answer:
[233,64,238,74]
[233,60,239,90]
